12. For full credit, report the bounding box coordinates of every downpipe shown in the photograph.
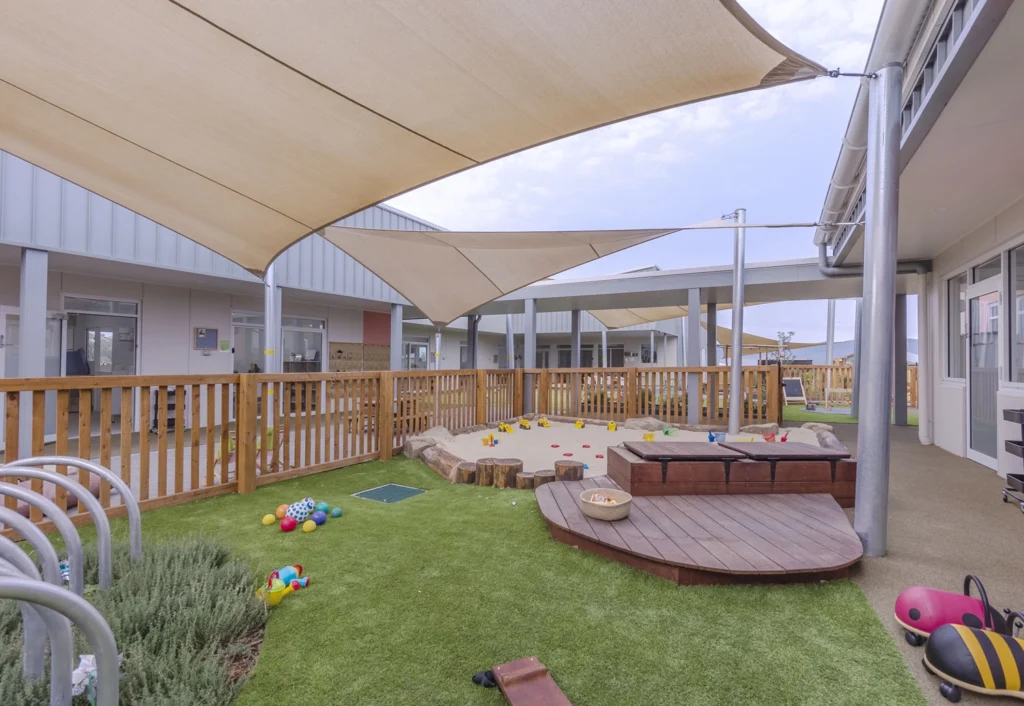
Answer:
[818,243,929,277]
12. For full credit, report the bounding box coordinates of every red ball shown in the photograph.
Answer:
[280,516,298,532]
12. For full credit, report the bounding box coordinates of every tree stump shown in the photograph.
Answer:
[533,470,556,488]
[492,458,524,489]
[554,459,585,482]
[456,461,477,485]
[476,458,497,487]
[515,471,536,490]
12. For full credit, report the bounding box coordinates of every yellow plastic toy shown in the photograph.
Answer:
[574,419,585,429]
[518,418,531,429]
[256,578,301,607]
[261,514,276,526]
[498,421,515,433]
[302,519,317,533]
[537,417,551,428]
[642,432,655,442]
[607,421,617,432]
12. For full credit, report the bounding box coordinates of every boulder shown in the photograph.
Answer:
[816,430,849,453]
[623,417,665,431]
[801,422,834,433]
[402,436,437,460]
[740,423,779,435]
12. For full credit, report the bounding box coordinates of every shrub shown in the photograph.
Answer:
[0,538,266,705]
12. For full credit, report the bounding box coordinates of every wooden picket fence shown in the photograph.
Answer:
[1,365,778,536]
[781,364,919,406]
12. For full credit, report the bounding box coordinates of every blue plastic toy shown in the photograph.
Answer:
[708,431,715,442]
[314,501,330,514]
[330,507,343,518]
[311,510,328,525]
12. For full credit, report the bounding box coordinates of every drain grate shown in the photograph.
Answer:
[352,483,426,504]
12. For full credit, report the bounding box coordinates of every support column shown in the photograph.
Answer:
[505,314,514,369]
[601,329,608,368]
[686,288,701,424]
[706,305,717,366]
[662,332,668,367]
[893,293,908,426]
[825,299,836,406]
[728,208,747,434]
[263,261,282,374]
[389,304,403,370]
[570,310,581,367]
[854,63,903,557]
[851,299,863,417]
[649,330,655,366]
[917,275,932,445]
[524,299,537,412]
[676,319,684,366]
[434,331,442,370]
[18,248,48,459]
[467,314,479,370]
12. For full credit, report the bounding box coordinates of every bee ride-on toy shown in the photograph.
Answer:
[922,610,1024,702]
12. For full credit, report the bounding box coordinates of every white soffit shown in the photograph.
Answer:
[0,0,823,275]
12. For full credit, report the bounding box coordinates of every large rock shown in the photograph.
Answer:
[741,423,779,435]
[623,417,665,431]
[402,436,437,460]
[801,422,834,433]
[817,430,849,453]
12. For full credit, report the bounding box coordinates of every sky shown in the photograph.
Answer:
[388,0,917,343]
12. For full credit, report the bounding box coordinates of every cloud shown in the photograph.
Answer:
[387,0,884,231]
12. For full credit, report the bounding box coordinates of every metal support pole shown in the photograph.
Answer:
[852,299,863,417]
[505,314,515,369]
[263,260,281,374]
[686,288,701,424]
[390,304,403,370]
[706,305,717,366]
[601,329,608,368]
[18,248,48,459]
[571,310,581,367]
[467,315,479,369]
[854,63,903,557]
[825,300,836,407]
[676,318,685,365]
[662,332,668,367]
[893,293,908,426]
[728,208,747,434]
[434,330,442,370]
[917,275,932,444]
[524,299,537,412]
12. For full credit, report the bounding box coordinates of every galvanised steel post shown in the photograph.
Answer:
[728,208,747,434]
[390,304,403,370]
[263,260,281,374]
[854,63,903,556]
[852,299,863,417]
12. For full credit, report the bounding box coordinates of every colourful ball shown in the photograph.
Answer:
[330,507,343,518]
[285,497,315,523]
[275,504,288,520]
[280,516,297,532]
[311,510,327,525]
[314,501,330,513]
[302,520,317,533]
[261,514,276,526]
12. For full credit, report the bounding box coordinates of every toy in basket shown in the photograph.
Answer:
[923,611,1024,702]
[579,487,632,521]
[895,575,1010,646]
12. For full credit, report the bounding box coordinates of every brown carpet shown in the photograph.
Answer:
[834,424,1023,705]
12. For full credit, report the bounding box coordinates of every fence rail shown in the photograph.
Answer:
[781,364,918,406]
[2,365,780,537]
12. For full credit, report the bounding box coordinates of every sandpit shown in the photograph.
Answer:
[438,422,821,478]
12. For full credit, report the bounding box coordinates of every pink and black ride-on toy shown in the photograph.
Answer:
[895,575,1009,647]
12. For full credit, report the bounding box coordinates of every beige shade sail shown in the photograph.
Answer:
[708,323,821,360]
[589,305,733,330]
[0,1,824,275]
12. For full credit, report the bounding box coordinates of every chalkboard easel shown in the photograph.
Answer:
[782,377,806,406]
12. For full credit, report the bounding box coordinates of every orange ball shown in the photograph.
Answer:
[275,504,288,520]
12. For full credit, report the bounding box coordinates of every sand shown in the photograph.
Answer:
[439,422,821,477]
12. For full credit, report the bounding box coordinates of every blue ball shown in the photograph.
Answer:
[311,510,328,525]
[330,507,343,518]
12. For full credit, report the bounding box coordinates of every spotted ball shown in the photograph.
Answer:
[285,497,316,523]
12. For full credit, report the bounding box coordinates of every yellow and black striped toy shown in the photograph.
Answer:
[923,613,1024,702]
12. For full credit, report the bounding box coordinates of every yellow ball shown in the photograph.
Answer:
[302,520,317,533]
[261,514,276,526]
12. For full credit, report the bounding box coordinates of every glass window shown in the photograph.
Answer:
[1010,247,1024,382]
[556,345,572,368]
[403,339,428,370]
[282,329,323,372]
[535,347,550,368]
[973,256,1000,283]
[947,273,968,378]
[459,342,469,369]
[640,343,657,364]
[232,312,264,326]
[64,296,138,316]
[281,316,325,329]
[233,325,264,373]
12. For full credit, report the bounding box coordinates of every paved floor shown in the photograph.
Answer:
[833,424,1023,705]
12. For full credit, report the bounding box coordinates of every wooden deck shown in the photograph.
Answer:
[536,476,863,585]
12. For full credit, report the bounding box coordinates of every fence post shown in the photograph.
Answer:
[476,370,487,425]
[626,368,637,419]
[378,372,394,460]
[538,369,550,415]
[768,365,782,425]
[236,375,258,494]
[514,368,524,417]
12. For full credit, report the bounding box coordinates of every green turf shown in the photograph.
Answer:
[88,458,922,706]
[783,406,919,426]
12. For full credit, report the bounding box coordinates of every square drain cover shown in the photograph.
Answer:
[352,483,426,504]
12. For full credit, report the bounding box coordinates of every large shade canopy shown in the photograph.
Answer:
[588,305,733,330]
[0,1,823,275]
[708,323,820,359]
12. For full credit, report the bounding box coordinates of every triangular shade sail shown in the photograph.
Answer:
[324,226,686,324]
[0,1,823,275]
[589,305,733,330]
[707,323,821,358]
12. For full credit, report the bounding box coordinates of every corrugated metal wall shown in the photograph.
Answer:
[0,151,430,304]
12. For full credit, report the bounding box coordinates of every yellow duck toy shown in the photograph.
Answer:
[607,421,617,432]
[574,419,585,429]
[642,432,655,442]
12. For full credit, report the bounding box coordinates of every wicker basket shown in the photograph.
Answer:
[579,487,632,521]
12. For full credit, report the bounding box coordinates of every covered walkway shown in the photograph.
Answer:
[834,425,1023,706]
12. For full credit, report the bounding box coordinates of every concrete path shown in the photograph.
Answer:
[834,424,1023,705]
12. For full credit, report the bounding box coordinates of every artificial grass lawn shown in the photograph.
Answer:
[782,406,919,426]
[105,457,922,706]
